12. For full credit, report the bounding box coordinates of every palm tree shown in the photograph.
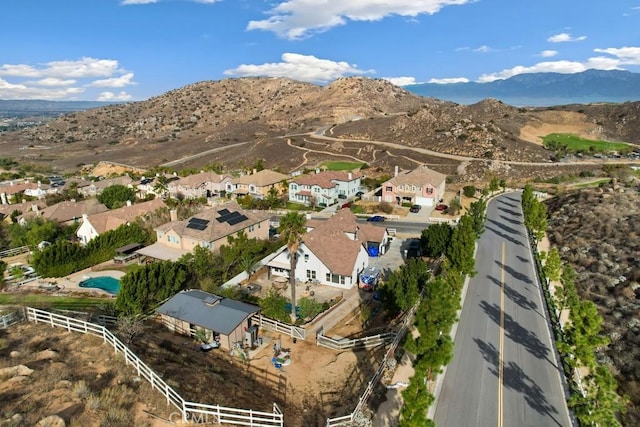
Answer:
[278,212,307,323]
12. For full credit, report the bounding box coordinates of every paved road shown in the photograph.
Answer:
[434,192,572,427]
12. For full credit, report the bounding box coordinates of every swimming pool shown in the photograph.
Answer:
[78,276,121,295]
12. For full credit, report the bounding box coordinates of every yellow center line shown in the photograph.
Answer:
[498,241,505,427]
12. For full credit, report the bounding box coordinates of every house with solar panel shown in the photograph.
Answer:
[136,202,270,262]
[156,289,261,351]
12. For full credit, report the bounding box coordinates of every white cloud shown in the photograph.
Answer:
[248,0,473,39]
[547,33,587,43]
[428,77,470,84]
[474,45,492,53]
[382,76,420,86]
[476,46,640,82]
[224,53,374,83]
[0,77,85,99]
[0,57,122,79]
[539,50,558,58]
[97,91,133,101]
[88,73,136,88]
[31,78,77,86]
[0,57,136,100]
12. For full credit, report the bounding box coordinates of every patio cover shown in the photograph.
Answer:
[136,242,189,262]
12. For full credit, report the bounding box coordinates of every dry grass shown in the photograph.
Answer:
[546,180,640,426]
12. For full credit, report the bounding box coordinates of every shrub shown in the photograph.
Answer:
[378,202,394,214]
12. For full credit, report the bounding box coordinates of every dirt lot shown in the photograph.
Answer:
[0,304,393,427]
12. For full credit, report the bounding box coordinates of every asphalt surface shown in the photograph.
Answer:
[434,192,572,427]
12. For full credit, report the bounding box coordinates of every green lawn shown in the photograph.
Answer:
[0,294,113,311]
[543,133,630,154]
[320,161,367,171]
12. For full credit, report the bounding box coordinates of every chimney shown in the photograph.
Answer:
[82,213,88,222]
[394,166,399,177]
[253,168,257,175]
[170,209,178,221]
[126,200,132,207]
[32,204,39,212]
[354,226,359,241]
[348,172,352,180]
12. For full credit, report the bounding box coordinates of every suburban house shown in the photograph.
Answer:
[381,165,447,207]
[228,169,290,199]
[0,201,47,223]
[267,209,390,289]
[137,202,270,262]
[156,289,261,351]
[0,181,40,205]
[23,182,53,200]
[168,172,232,200]
[135,173,178,199]
[288,170,362,206]
[19,199,109,227]
[78,175,134,197]
[76,198,167,244]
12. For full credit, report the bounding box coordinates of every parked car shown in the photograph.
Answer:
[409,204,421,213]
[355,191,364,197]
[435,204,448,211]
[200,341,220,352]
[406,239,422,258]
[338,194,347,199]
[341,202,352,209]
[367,215,385,222]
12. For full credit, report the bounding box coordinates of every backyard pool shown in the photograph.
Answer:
[78,276,121,295]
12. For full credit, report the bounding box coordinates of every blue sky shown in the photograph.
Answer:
[2,0,639,101]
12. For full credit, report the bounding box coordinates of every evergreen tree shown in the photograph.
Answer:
[420,222,452,258]
[446,214,476,276]
[467,198,487,238]
[544,247,562,283]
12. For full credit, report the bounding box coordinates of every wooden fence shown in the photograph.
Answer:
[25,307,283,426]
[256,314,306,340]
[316,328,395,351]
[0,309,24,329]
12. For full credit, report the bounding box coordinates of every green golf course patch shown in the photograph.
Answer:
[543,133,631,154]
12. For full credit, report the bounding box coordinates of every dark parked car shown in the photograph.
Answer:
[435,204,448,211]
[409,205,421,213]
[338,194,347,199]
[407,239,422,258]
[355,191,364,197]
[367,215,385,222]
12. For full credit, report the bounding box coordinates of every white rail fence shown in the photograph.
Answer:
[316,328,396,351]
[0,245,30,258]
[256,314,306,340]
[26,307,283,426]
[325,297,422,427]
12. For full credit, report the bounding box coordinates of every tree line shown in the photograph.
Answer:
[524,184,629,426]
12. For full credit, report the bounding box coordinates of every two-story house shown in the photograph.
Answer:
[168,172,232,200]
[288,170,362,207]
[138,202,270,262]
[381,165,447,207]
[267,209,390,289]
[19,199,109,227]
[228,169,290,199]
[78,175,134,197]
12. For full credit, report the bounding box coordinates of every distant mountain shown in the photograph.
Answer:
[0,99,121,114]
[404,70,640,106]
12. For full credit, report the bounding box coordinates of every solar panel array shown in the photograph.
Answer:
[216,209,249,226]
[186,217,210,230]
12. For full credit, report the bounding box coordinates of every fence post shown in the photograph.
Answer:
[49,312,54,328]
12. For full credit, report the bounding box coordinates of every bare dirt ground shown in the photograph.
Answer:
[518,110,599,145]
[0,322,173,427]
[1,314,390,427]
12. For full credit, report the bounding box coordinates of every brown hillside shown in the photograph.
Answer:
[545,180,640,426]
[0,77,639,176]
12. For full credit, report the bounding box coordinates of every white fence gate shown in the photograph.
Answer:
[0,310,24,329]
[25,307,283,426]
[256,314,306,340]
[316,327,395,351]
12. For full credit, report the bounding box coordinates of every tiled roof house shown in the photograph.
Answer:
[138,202,270,261]
[168,172,232,200]
[288,170,362,207]
[76,198,167,244]
[381,165,447,207]
[229,169,290,199]
[268,209,390,289]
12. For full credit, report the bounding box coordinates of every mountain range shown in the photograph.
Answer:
[404,70,640,106]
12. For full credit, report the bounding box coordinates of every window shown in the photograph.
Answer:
[427,187,433,194]
[386,186,393,192]
[304,254,309,261]
[306,270,316,280]
[291,184,297,191]
[248,224,255,232]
